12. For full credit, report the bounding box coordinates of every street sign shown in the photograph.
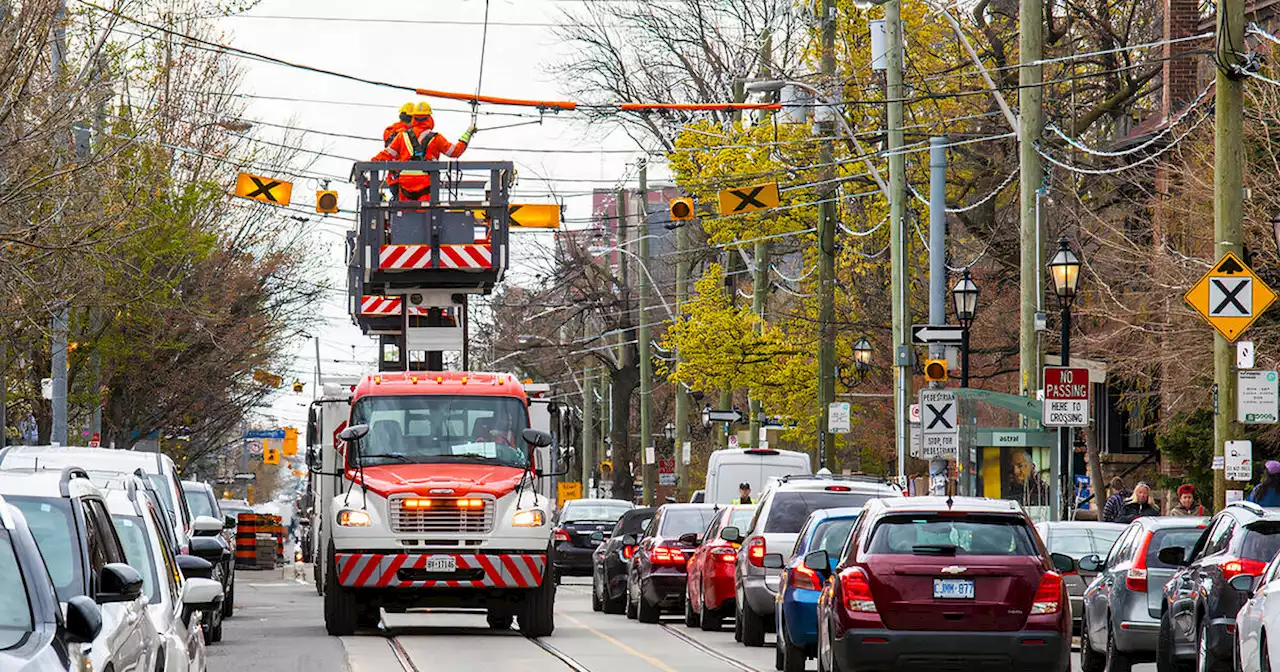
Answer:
[910,324,965,345]
[234,472,256,481]
[659,458,676,486]
[1226,440,1253,481]
[707,409,745,424]
[1239,341,1256,369]
[508,204,562,229]
[263,446,280,465]
[557,482,582,506]
[234,172,293,205]
[245,429,285,439]
[249,439,265,456]
[718,182,780,216]
[918,389,958,456]
[728,435,739,448]
[1184,252,1277,342]
[909,403,921,424]
[1238,370,1279,423]
[828,402,851,433]
[1043,367,1089,427]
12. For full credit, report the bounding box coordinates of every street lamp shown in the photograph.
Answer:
[853,336,873,378]
[1047,236,1083,522]
[951,268,981,388]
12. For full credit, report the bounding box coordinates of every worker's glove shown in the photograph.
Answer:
[459,125,478,144]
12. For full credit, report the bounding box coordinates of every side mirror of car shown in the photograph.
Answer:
[803,550,831,574]
[1050,552,1076,574]
[719,526,742,543]
[189,536,226,564]
[192,515,224,536]
[175,554,215,581]
[64,595,103,644]
[1230,573,1257,594]
[96,563,144,604]
[678,532,700,545]
[761,553,785,569]
[521,428,554,448]
[338,424,370,442]
[181,577,224,611]
[223,514,237,530]
[1158,546,1187,567]
[622,534,638,547]
[1077,554,1104,573]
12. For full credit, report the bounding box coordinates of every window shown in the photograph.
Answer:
[85,500,125,564]
[1106,526,1136,566]
[1148,528,1209,569]
[1091,527,1124,555]
[186,490,216,519]
[1046,532,1096,557]
[560,502,632,524]
[148,505,182,606]
[350,394,532,469]
[763,491,879,534]
[6,497,83,601]
[866,514,1039,556]
[1239,523,1280,563]
[613,512,652,538]
[111,515,159,605]
[1204,517,1236,557]
[0,533,33,649]
[659,508,715,537]
[170,469,193,528]
[728,508,755,532]
[811,516,860,558]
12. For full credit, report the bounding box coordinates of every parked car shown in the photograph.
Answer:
[766,506,862,672]
[1075,515,1207,671]
[1233,546,1280,672]
[704,448,811,505]
[683,504,756,631]
[0,495,103,672]
[736,474,902,646]
[592,507,655,615]
[1159,501,1280,672]
[104,480,223,668]
[626,503,717,623]
[0,466,157,672]
[1035,520,1125,626]
[814,496,1073,672]
[552,498,634,578]
[182,480,236,616]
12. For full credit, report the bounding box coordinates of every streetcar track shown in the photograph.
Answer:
[659,622,767,672]
[381,617,595,672]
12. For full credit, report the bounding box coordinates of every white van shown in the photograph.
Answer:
[704,448,812,504]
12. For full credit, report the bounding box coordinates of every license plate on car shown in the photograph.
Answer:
[424,555,457,573]
[933,578,974,599]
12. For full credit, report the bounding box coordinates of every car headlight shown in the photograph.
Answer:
[511,509,546,527]
[336,509,371,527]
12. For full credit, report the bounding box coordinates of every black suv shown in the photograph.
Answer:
[1159,501,1280,672]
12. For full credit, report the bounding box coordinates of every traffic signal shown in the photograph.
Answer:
[923,359,948,383]
[316,190,338,213]
[264,446,281,465]
[292,380,304,394]
[282,427,298,456]
[669,198,694,221]
[599,460,613,481]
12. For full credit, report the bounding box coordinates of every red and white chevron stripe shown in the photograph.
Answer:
[439,244,493,270]
[379,245,432,270]
[359,296,430,317]
[334,552,546,589]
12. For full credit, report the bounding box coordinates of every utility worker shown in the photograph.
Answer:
[373,102,477,201]
[381,103,416,196]
[732,482,753,505]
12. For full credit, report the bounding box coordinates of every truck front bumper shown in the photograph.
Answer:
[335,552,547,589]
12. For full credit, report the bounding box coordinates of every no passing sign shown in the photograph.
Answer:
[1043,367,1089,427]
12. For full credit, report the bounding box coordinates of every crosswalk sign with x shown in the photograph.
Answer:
[234,172,294,206]
[1184,251,1277,342]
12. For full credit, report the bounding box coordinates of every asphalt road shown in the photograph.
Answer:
[208,568,1157,672]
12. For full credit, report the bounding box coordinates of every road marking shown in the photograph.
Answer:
[562,613,679,672]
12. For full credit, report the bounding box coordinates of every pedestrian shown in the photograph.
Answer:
[1249,461,1280,506]
[732,482,753,505]
[1102,476,1130,522]
[373,102,476,201]
[1113,482,1161,524]
[1169,484,1206,516]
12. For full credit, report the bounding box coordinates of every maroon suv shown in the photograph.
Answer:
[814,496,1072,672]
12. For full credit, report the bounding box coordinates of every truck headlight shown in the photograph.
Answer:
[511,509,546,527]
[336,509,371,527]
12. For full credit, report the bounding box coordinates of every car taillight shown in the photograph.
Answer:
[790,564,823,591]
[1126,531,1154,591]
[1222,558,1268,580]
[623,545,636,560]
[710,547,737,563]
[553,529,570,543]
[1032,571,1064,615]
[650,545,686,566]
[746,537,766,567]
[839,567,876,613]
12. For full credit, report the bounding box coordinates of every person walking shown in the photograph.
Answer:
[1114,482,1161,524]
[1102,477,1131,522]
[1249,461,1280,506]
[1169,484,1207,516]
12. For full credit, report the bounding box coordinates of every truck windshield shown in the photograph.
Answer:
[350,394,531,469]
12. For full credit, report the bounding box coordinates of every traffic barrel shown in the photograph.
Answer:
[235,513,259,569]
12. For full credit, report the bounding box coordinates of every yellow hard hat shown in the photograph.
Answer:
[399,102,415,115]
[413,102,432,117]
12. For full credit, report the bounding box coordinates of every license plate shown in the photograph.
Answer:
[424,555,457,573]
[933,578,974,599]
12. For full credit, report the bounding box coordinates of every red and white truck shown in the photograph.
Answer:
[306,371,559,636]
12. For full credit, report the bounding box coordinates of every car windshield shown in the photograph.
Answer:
[185,491,216,519]
[0,533,32,650]
[1147,528,1206,569]
[562,502,631,523]
[765,491,882,533]
[350,394,532,469]
[1241,525,1280,562]
[659,508,715,537]
[6,497,83,602]
[111,515,159,604]
[1047,527,1121,557]
[867,514,1039,556]
[810,516,859,557]
[729,508,756,530]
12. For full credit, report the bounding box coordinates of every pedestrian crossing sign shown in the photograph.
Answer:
[1185,251,1277,342]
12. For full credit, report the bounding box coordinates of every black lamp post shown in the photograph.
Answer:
[1047,237,1082,521]
[853,336,873,379]
[951,268,981,388]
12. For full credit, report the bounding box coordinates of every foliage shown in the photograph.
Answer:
[1155,410,1214,498]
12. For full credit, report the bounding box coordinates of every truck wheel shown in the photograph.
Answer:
[487,611,513,630]
[517,561,556,638]
[357,605,381,629]
[324,547,358,636]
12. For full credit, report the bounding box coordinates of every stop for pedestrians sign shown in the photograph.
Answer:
[1043,367,1089,427]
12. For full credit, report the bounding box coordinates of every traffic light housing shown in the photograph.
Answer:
[923,359,948,383]
[669,198,694,221]
[292,380,304,394]
[316,190,338,213]
[263,446,280,465]
[599,460,613,481]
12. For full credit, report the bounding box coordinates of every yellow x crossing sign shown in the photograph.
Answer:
[1184,251,1277,342]
[234,172,293,206]
[718,182,780,217]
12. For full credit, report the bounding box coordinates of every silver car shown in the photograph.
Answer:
[1077,515,1208,671]
[1036,521,1125,626]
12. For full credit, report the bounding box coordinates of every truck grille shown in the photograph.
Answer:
[389,495,495,534]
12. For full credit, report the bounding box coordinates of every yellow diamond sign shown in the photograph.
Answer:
[1184,251,1277,342]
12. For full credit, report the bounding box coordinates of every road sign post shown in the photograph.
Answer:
[1042,367,1089,427]
[918,389,958,458]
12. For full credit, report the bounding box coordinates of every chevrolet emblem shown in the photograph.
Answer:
[941,566,967,575]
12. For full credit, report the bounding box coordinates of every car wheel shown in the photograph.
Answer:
[1263,632,1273,672]
[222,571,235,618]
[626,579,639,620]
[779,612,806,672]
[1080,610,1105,672]
[1108,620,1133,672]
[603,576,626,615]
[1160,609,1193,672]
[741,601,766,647]
[734,599,744,642]
[1199,616,1220,672]
[204,607,223,644]
[700,594,722,632]
[592,573,604,613]
[637,591,660,624]
[684,592,700,628]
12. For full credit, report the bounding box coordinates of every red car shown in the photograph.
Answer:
[684,504,756,631]
[814,496,1074,672]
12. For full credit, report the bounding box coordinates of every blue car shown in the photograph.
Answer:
[763,506,862,672]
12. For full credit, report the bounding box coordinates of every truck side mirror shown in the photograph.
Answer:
[339,424,369,442]
[522,428,553,447]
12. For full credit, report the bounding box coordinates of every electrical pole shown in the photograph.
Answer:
[674,212,691,501]
[314,336,322,396]
[1019,0,1045,402]
[583,366,595,496]
[50,0,70,446]
[887,0,909,484]
[1213,0,1245,512]
[749,32,773,453]
[817,0,837,470]
[927,138,947,368]
[638,162,655,505]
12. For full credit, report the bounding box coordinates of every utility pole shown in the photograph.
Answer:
[314,336,322,396]
[749,31,773,452]
[674,210,691,500]
[1213,0,1245,512]
[50,0,70,446]
[887,0,909,484]
[1019,0,1045,401]
[927,138,947,368]
[582,366,595,496]
[817,0,837,470]
[638,162,655,505]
